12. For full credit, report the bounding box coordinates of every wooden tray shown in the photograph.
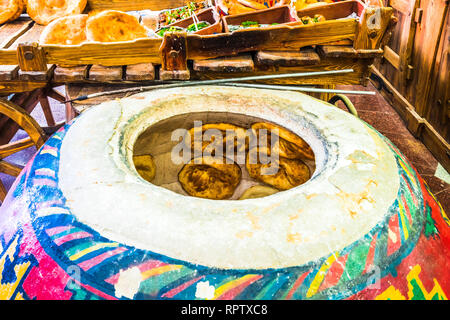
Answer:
[222,5,299,33]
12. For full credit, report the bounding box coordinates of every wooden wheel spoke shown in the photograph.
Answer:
[39,94,56,127]
[0,160,24,177]
[0,180,6,203]
[0,137,34,159]
[47,88,66,103]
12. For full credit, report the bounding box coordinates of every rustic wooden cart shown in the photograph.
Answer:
[0,0,396,99]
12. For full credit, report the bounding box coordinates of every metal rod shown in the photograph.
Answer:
[222,83,376,95]
[64,69,354,103]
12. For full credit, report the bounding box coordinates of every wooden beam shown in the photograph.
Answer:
[87,0,190,11]
[371,67,450,173]
[383,45,400,70]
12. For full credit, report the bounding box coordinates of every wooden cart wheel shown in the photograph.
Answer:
[0,98,46,203]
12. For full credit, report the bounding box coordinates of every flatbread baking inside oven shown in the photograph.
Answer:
[246,147,311,190]
[133,154,156,182]
[27,0,87,25]
[86,10,149,42]
[0,0,24,25]
[239,185,279,200]
[186,123,249,157]
[39,14,88,45]
[251,122,315,160]
[178,156,242,200]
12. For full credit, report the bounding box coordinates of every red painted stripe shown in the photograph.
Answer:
[53,231,93,246]
[363,234,378,274]
[387,213,401,256]
[285,271,311,300]
[161,276,205,298]
[46,226,74,236]
[137,260,168,272]
[78,247,128,271]
[318,254,349,292]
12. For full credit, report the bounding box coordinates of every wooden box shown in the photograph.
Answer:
[296,0,365,20]
[222,5,300,33]
[165,8,223,35]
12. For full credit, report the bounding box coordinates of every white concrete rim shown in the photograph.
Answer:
[58,86,400,270]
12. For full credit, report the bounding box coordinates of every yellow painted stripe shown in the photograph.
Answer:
[399,160,416,188]
[141,265,183,280]
[398,201,409,240]
[69,242,119,261]
[213,275,259,300]
[306,253,339,298]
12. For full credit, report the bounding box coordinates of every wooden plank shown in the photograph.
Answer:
[193,55,255,72]
[390,0,412,14]
[0,81,46,94]
[88,65,123,82]
[0,49,19,65]
[192,56,373,85]
[383,45,400,70]
[53,65,89,82]
[18,64,55,81]
[414,0,449,117]
[0,19,34,49]
[421,121,450,173]
[0,66,19,81]
[44,38,163,66]
[87,0,190,11]
[124,63,155,81]
[255,49,320,67]
[9,24,46,49]
[188,19,358,60]
[318,45,383,58]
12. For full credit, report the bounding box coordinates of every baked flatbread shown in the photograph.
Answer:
[86,10,148,42]
[251,122,314,160]
[178,156,241,200]
[0,0,23,25]
[39,14,88,45]
[246,147,311,190]
[239,185,278,200]
[133,154,156,182]
[27,0,87,25]
[186,123,249,157]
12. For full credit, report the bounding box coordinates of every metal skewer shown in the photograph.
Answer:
[65,69,355,103]
[222,83,376,95]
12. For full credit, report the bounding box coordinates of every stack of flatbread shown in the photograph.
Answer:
[39,10,151,45]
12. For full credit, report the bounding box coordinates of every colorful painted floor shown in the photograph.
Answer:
[0,84,448,212]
